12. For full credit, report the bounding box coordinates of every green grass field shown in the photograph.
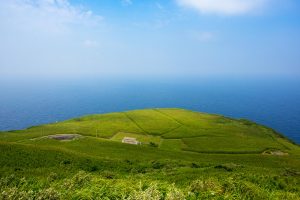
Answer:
[0,108,299,199]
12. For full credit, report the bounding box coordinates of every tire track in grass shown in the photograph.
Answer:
[152,109,184,126]
[162,134,223,139]
[152,109,187,138]
[123,112,149,134]
[259,127,291,150]
[160,125,182,138]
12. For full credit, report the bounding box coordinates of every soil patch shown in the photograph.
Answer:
[262,150,289,156]
[48,134,82,141]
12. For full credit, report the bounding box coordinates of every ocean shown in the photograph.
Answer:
[0,77,299,144]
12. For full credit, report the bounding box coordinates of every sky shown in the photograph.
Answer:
[0,0,300,79]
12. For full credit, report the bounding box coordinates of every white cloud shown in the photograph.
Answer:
[176,0,269,15]
[0,0,103,34]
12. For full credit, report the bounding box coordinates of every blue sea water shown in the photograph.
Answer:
[0,77,299,144]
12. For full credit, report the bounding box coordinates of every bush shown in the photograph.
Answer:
[239,119,255,126]
[189,178,223,196]
[149,142,158,148]
[64,171,91,189]
[102,171,115,179]
[271,191,300,200]
[214,163,240,172]
[128,183,162,200]
[152,161,165,169]
[88,165,99,172]
[238,181,268,200]
[37,188,60,200]
[47,172,58,182]
[61,160,71,165]
[1,187,34,200]
[191,163,200,168]
[165,184,185,200]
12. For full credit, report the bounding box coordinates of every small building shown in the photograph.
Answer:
[122,137,139,145]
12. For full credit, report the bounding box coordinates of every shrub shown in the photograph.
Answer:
[0,187,34,200]
[189,178,223,195]
[152,161,165,169]
[165,184,185,200]
[88,165,99,172]
[128,183,162,200]
[102,171,115,179]
[191,163,200,168]
[149,142,158,148]
[64,171,91,189]
[271,191,300,200]
[214,163,240,172]
[61,160,71,165]
[131,166,147,174]
[37,188,60,200]
[47,172,58,182]
[238,181,268,200]
[239,119,255,126]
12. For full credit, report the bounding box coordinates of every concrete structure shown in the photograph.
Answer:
[122,137,139,145]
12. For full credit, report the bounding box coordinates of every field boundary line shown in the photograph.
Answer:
[152,109,184,125]
[261,128,291,150]
[163,134,223,139]
[161,125,182,137]
[123,112,149,134]
[181,148,263,154]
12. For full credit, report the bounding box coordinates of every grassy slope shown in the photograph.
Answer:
[0,108,299,199]
[0,108,293,152]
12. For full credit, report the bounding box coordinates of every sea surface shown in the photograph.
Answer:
[0,77,299,144]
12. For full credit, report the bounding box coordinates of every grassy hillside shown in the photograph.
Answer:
[0,108,299,199]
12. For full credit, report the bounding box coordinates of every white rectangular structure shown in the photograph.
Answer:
[122,137,139,145]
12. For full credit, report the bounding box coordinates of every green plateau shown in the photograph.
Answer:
[1,108,299,199]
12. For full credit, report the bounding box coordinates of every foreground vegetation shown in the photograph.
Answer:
[0,108,299,199]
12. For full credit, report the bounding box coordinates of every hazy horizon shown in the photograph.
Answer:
[1,0,300,143]
[1,0,300,79]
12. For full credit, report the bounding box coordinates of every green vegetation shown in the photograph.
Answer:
[0,108,299,199]
[111,132,161,145]
[160,139,183,151]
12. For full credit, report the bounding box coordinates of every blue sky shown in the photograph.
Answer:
[0,0,300,79]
